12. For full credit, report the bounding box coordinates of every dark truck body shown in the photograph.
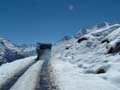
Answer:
[36,43,52,60]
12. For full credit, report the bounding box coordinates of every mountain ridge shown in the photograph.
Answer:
[0,38,36,64]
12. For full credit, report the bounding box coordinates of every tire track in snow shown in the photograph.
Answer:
[38,60,57,90]
[10,60,44,90]
[39,61,51,90]
[0,61,35,90]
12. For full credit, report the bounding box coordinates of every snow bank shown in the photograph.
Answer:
[10,60,44,90]
[50,57,119,90]
[0,56,36,88]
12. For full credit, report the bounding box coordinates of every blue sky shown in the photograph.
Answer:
[0,0,120,44]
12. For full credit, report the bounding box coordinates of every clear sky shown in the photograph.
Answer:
[0,0,120,44]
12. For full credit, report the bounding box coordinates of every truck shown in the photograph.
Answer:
[36,43,52,61]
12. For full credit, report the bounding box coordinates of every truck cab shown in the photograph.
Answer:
[36,43,52,61]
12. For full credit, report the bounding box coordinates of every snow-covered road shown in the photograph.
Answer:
[0,56,36,89]
[10,60,44,90]
[0,55,53,90]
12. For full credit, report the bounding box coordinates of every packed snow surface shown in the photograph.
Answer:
[10,60,44,90]
[0,56,36,88]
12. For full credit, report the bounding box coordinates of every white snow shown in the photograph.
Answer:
[0,37,21,52]
[1,22,120,90]
[10,60,44,90]
[50,22,120,90]
[50,57,119,90]
[0,56,36,88]
[104,28,120,41]
[89,24,120,35]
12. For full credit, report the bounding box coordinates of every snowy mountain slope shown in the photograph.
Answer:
[74,22,108,38]
[0,38,36,64]
[50,22,120,90]
[19,44,36,58]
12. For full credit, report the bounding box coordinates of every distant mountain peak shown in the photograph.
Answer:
[74,28,88,39]
[0,37,8,42]
[74,22,120,39]
[0,37,36,63]
[93,22,112,29]
[60,36,72,41]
